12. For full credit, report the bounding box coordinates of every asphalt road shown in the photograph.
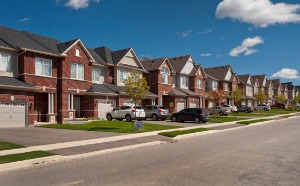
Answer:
[1,117,300,186]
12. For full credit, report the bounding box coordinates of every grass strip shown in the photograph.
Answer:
[41,120,181,133]
[237,119,271,125]
[0,142,24,151]
[159,128,211,138]
[0,151,55,164]
[209,116,249,123]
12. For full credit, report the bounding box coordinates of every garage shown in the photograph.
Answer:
[98,101,115,120]
[176,101,186,112]
[189,102,198,108]
[0,102,27,127]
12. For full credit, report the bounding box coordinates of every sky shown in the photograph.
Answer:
[1,0,300,85]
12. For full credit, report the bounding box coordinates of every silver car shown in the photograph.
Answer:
[254,104,271,111]
[208,106,232,116]
[144,105,170,121]
[106,105,145,122]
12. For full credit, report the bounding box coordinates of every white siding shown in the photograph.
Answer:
[224,70,232,81]
[116,67,142,86]
[92,66,107,84]
[247,78,251,84]
[119,50,141,68]
[181,58,194,74]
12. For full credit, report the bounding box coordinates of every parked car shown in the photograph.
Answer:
[106,105,145,122]
[254,104,271,111]
[271,103,287,109]
[223,104,234,111]
[236,105,253,113]
[143,105,170,120]
[170,108,209,123]
[293,103,300,108]
[208,106,231,116]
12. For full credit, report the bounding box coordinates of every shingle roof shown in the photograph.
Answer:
[0,38,14,49]
[87,48,106,65]
[87,84,117,95]
[56,39,78,53]
[281,83,288,90]
[0,26,55,54]
[177,88,201,96]
[0,76,34,88]
[94,46,114,65]
[103,82,157,97]
[168,87,187,96]
[237,74,250,84]
[251,75,266,87]
[190,65,201,76]
[266,80,272,87]
[141,58,167,71]
[282,82,294,90]
[112,48,131,64]
[271,79,281,89]
[204,65,232,81]
[169,55,192,73]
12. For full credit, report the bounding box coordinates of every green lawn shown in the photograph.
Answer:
[237,119,271,125]
[159,128,211,138]
[0,151,55,164]
[209,116,250,123]
[41,120,181,133]
[0,142,24,151]
[229,109,298,117]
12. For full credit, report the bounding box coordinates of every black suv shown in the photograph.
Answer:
[170,108,209,123]
[236,105,253,113]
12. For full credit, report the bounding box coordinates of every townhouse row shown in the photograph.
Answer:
[0,26,298,127]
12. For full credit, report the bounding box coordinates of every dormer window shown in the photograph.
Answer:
[0,53,11,72]
[75,49,80,57]
[197,79,202,89]
[161,67,168,84]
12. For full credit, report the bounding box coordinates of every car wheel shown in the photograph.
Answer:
[118,118,123,121]
[219,112,224,116]
[224,114,228,116]
[106,114,112,121]
[244,110,248,113]
[171,116,177,122]
[152,114,158,121]
[202,121,207,123]
[125,115,132,122]
[194,117,200,124]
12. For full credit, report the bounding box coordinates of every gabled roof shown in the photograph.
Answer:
[204,65,232,81]
[282,82,294,91]
[266,80,272,87]
[281,83,288,91]
[94,46,114,65]
[103,82,157,97]
[112,48,131,64]
[57,39,78,53]
[87,48,106,65]
[190,65,206,77]
[169,55,193,73]
[237,74,251,85]
[0,38,14,50]
[251,75,266,87]
[271,79,281,89]
[141,58,167,71]
[168,87,187,96]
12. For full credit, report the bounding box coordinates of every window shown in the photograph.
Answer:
[0,53,11,72]
[212,81,218,90]
[181,76,189,88]
[223,83,229,91]
[71,63,84,80]
[35,58,52,76]
[233,84,237,91]
[161,67,168,84]
[197,79,202,89]
[75,49,80,57]
[120,70,129,83]
[92,68,101,82]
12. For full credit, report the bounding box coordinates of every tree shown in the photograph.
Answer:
[254,90,267,113]
[207,89,225,119]
[123,70,150,129]
[277,94,286,110]
[230,88,244,117]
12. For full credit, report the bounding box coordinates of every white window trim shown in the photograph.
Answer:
[161,67,168,84]
[181,76,189,88]
[197,79,202,89]
[92,68,101,82]
[120,70,129,84]
[0,52,11,72]
[223,83,229,91]
[75,49,80,57]
[35,57,52,77]
[71,63,84,80]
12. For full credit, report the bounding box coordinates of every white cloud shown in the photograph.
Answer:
[271,68,300,79]
[216,0,300,28]
[230,36,264,57]
[176,30,193,38]
[198,29,213,35]
[19,17,30,22]
[65,0,99,9]
[200,53,212,57]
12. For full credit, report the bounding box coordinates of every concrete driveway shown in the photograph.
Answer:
[0,127,124,147]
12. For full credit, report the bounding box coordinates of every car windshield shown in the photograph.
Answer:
[159,106,167,109]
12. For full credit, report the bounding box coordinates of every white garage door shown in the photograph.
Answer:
[189,102,197,108]
[0,102,26,127]
[98,101,115,120]
[176,101,186,112]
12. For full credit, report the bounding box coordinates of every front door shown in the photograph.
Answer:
[73,97,80,118]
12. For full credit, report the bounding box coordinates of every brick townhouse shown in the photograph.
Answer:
[0,26,157,127]
[236,74,255,107]
[141,55,206,112]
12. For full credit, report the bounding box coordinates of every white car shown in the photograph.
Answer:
[254,104,271,111]
[223,104,234,111]
[106,105,145,122]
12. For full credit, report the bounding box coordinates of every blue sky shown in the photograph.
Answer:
[1,0,300,85]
